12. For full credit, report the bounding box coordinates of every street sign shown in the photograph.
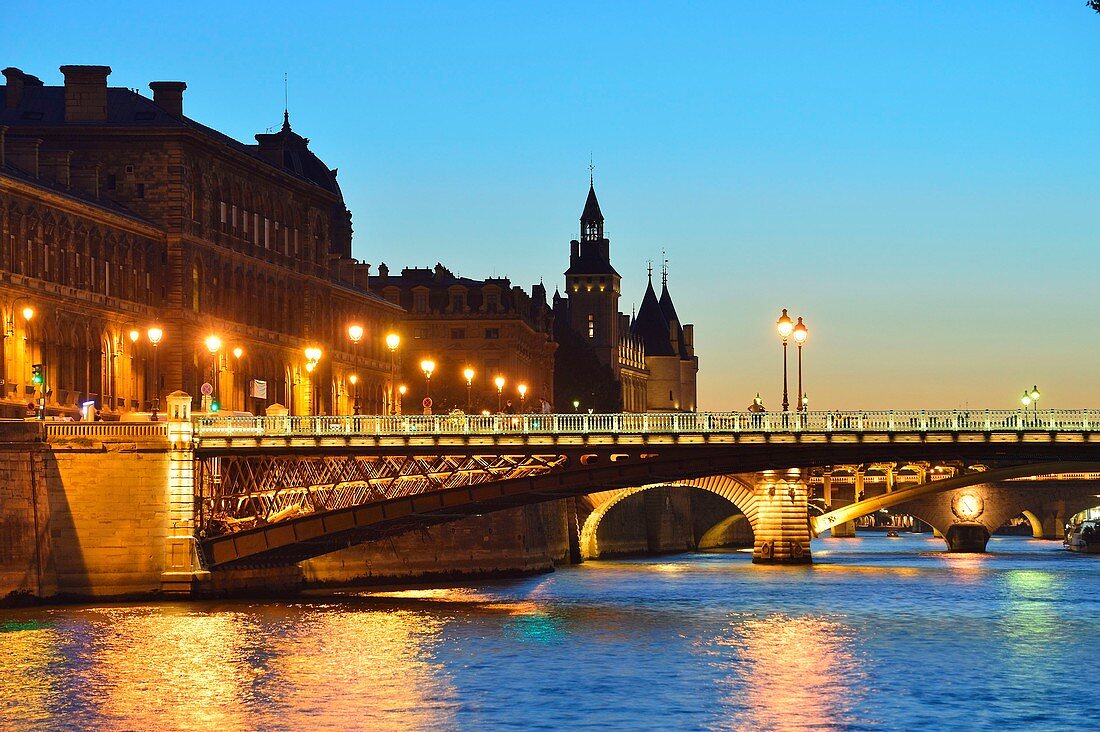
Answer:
[200,382,213,396]
[422,397,433,408]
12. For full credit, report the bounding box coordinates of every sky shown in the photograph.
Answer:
[8,1,1100,409]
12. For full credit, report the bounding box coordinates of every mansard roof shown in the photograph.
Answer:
[0,80,342,197]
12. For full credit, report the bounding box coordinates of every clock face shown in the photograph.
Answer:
[952,492,984,521]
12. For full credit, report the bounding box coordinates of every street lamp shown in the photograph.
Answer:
[148,326,163,420]
[463,367,475,410]
[304,347,322,415]
[205,334,222,411]
[231,347,245,412]
[386,333,400,414]
[518,383,528,410]
[776,309,794,412]
[494,375,505,413]
[349,374,359,415]
[1030,385,1040,417]
[573,399,580,413]
[420,359,435,411]
[398,384,407,415]
[792,316,807,412]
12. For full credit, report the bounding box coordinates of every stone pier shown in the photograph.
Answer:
[752,469,812,564]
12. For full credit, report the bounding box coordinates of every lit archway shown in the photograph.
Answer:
[579,474,758,559]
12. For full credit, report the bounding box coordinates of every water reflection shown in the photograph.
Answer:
[262,606,458,729]
[708,615,867,731]
[0,621,63,728]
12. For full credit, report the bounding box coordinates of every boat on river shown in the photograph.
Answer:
[1064,520,1100,554]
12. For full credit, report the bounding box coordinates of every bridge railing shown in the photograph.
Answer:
[192,408,1092,438]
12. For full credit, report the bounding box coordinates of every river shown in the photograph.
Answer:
[2,534,1097,731]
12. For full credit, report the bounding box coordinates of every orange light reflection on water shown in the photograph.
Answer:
[709,615,866,731]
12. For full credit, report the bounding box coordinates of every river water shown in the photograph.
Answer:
[2,534,1097,731]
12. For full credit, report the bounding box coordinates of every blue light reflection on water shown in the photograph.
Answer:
[1,535,1098,731]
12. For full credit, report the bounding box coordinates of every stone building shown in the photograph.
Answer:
[0,64,401,418]
[370,262,555,412]
[552,180,698,412]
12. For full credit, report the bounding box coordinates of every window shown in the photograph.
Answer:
[413,292,429,313]
[219,202,227,225]
[263,218,270,248]
[451,328,466,339]
[587,314,595,339]
[451,293,465,312]
[136,183,145,198]
[413,327,429,339]
[485,292,498,311]
[485,327,499,339]
[254,214,260,244]
[669,390,674,401]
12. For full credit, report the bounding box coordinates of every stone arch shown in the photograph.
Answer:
[578,474,758,560]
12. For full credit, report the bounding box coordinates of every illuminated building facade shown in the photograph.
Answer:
[371,263,555,412]
[0,64,401,417]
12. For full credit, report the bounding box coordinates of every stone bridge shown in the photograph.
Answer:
[185,400,1099,575]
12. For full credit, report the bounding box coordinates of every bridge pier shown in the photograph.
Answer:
[752,469,812,564]
[945,523,990,553]
[830,520,857,538]
[159,392,210,595]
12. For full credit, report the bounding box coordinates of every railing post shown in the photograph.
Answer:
[888,410,894,432]
[1085,409,1090,431]
[583,413,590,433]
[984,410,990,431]
[919,410,927,431]
[951,410,958,431]
[643,413,649,434]
[857,413,864,432]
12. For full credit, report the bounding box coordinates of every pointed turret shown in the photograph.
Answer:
[631,274,676,356]
[580,183,604,241]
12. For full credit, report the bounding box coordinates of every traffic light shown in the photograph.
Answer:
[210,400,220,413]
[31,363,43,386]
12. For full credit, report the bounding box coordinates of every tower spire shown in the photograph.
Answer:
[661,249,668,288]
[589,153,594,186]
[647,259,653,282]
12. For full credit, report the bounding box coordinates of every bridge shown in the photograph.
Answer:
[176,400,1099,575]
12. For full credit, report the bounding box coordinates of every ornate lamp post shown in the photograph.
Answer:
[386,333,400,414]
[494,375,505,413]
[204,334,222,411]
[776,309,794,412]
[463,367,475,410]
[792,316,807,412]
[518,383,527,411]
[349,374,359,415]
[304,346,322,415]
[1029,385,1040,418]
[573,399,580,413]
[148,326,163,420]
[420,359,435,413]
[398,384,407,415]
[231,347,244,412]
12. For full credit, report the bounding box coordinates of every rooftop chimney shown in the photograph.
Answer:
[3,67,42,110]
[149,81,186,118]
[59,65,111,122]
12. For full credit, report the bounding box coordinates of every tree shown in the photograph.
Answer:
[1091,1,1100,13]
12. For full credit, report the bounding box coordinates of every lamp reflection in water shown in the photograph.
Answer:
[710,614,864,730]
[266,607,457,728]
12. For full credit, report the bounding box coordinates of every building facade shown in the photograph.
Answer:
[1,64,402,418]
[552,181,698,412]
[371,263,555,413]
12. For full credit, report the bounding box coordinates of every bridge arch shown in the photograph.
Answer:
[579,474,758,560]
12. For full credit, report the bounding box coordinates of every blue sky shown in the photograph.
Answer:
[9,2,1099,408]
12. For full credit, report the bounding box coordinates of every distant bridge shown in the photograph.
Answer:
[190,409,1100,567]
